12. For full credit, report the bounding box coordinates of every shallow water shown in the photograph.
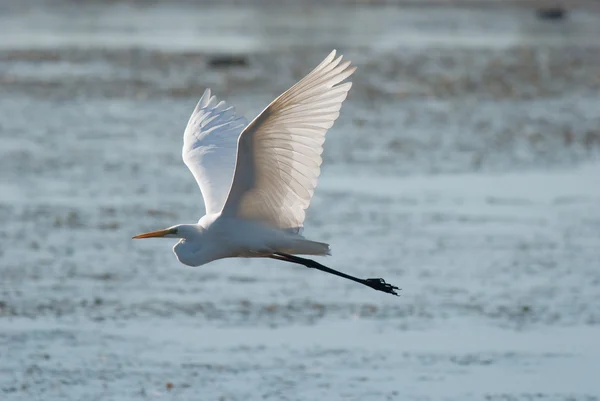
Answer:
[1,2,600,400]
[2,4,600,51]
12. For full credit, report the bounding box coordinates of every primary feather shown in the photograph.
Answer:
[182,89,247,215]
[221,49,356,232]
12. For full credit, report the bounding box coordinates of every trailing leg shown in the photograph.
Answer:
[270,253,400,296]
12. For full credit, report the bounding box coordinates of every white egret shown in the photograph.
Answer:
[133,50,399,296]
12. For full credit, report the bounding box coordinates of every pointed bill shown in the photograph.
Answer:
[132,228,175,239]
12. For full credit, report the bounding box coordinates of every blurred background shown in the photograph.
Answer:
[1,0,599,400]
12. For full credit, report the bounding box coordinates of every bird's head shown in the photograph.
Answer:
[132,224,202,240]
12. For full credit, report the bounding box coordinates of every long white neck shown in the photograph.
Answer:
[172,224,207,267]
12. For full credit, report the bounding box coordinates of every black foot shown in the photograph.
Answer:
[364,278,400,296]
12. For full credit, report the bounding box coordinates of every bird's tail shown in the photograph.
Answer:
[282,238,331,256]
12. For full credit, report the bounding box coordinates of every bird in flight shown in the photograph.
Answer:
[133,50,399,296]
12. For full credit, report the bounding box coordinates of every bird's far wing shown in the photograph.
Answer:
[183,89,247,215]
[221,50,355,232]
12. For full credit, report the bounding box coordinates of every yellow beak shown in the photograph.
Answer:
[132,228,174,239]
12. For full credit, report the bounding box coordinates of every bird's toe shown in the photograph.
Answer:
[365,278,400,296]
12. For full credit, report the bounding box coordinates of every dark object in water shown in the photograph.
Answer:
[536,7,567,20]
[208,55,249,68]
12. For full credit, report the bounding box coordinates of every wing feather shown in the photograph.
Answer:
[221,50,355,232]
[182,89,247,215]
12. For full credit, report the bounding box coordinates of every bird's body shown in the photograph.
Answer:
[172,214,330,267]
[134,50,399,296]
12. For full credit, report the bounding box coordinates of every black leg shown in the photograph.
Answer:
[270,253,400,296]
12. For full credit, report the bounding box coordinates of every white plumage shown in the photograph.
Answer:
[222,50,355,232]
[182,88,248,216]
[134,50,354,265]
[133,50,400,296]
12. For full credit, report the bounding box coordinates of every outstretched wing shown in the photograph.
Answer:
[182,89,247,215]
[221,50,355,232]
